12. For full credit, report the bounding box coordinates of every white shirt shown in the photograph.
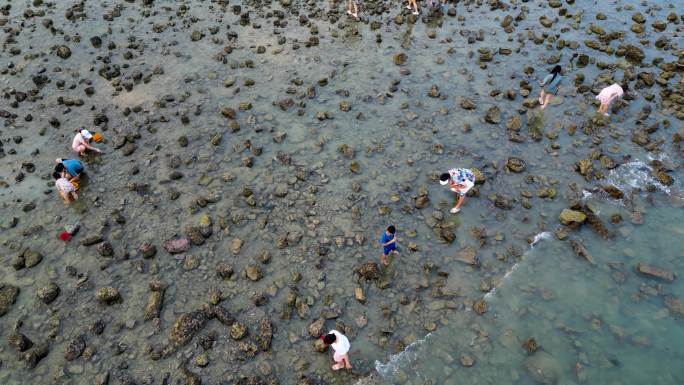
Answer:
[329,330,350,355]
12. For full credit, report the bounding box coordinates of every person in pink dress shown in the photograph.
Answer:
[595,83,624,116]
[72,129,101,156]
[53,171,78,204]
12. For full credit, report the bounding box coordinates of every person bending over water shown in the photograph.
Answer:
[55,158,84,181]
[440,168,475,213]
[53,171,78,204]
[538,65,562,109]
[72,129,101,156]
[596,83,624,116]
[428,0,448,12]
[322,330,352,371]
[346,0,358,17]
[406,0,419,15]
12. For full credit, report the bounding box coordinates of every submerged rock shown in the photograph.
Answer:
[80,235,104,246]
[602,185,624,199]
[56,45,71,59]
[624,44,645,63]
[23,343,49,369]
[308,318,325,338]
[216,263,234,279]
[460,98,476,110]
[524,351,561,385]
[170,310,209,346]
[636,263,675,282]
[8,333,33,352]
[145,287,165,321]
[37,282,60,304]
[230,322,248,340]
[96,241,114,257]
[257,318,273,351]
[393,53,407,65]
[455,247,480,267]
[163,238,190,254]
[570,240,595,265]
[664,297,684,316]
[355,262,382,280]
[245,265,262,281]
[485,106,501,124]
[0,285,20,316]
[95,287,122,305]
[523,338,538,353]
[22,249,43,268]
[473,299,487,315]
[139,242,157,258]
[64,335,85,361]
[559,209,586,226]
[230,238,243,255]
[460,354,475,367]
[208,305,235,326]
[505,157,526,173]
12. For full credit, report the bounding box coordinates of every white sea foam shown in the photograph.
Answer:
[375,333,432,378]
[483,287,497,300]
[605,161,671,195]
[483,231,551,301]
[375,232,554,381]
[531,231,552,246]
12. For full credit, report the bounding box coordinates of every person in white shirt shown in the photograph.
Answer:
[322,330,352,371]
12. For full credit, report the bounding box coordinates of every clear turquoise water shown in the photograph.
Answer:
[376,197,684,384]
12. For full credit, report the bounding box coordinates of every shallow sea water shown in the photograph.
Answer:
[0,0,682,384]
[375,202,684,385]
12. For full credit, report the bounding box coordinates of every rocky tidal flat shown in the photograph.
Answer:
[0,0,683,385]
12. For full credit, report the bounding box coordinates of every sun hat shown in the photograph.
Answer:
[80,129,93,139]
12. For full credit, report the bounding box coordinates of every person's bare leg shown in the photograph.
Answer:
[538,90,546,105]
[455,195,465,210]
[74,144,87,156]
[344,355,352,369]
[541,94,552,109]
[380,252,389,266]
[451,195,465,213]
[60,191,71,205]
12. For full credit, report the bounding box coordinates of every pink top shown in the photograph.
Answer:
[596,84,624,105]
[72,133,87,151]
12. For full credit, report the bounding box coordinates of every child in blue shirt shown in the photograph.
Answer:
[379,225,398,266]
